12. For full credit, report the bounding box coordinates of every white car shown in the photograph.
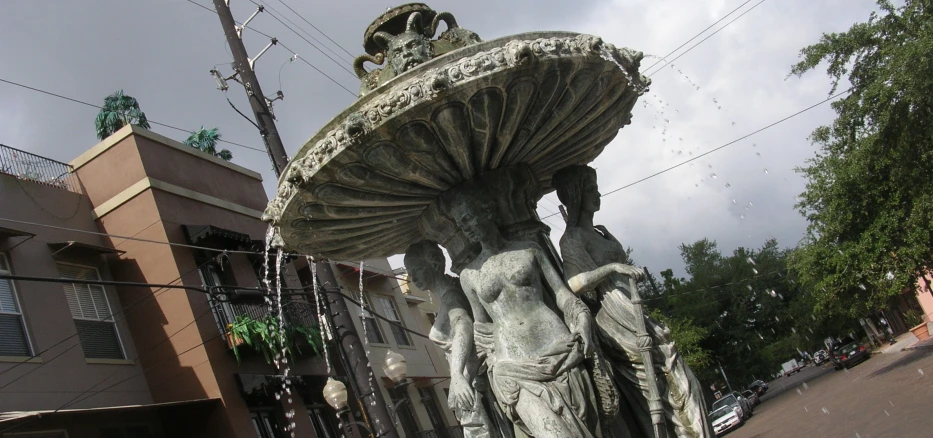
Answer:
[814,349,829,365]
[709,406,742,435]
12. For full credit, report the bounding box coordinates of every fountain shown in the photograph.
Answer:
[263,3,713,437]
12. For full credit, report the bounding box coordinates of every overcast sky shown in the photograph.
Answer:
[0,0,877,277]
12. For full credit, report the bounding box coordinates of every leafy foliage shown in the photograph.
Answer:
[788,0,933,315]
[226,314,321,365]
[184,126,233,161]
[646,238,859,386]
[94,90,150,140]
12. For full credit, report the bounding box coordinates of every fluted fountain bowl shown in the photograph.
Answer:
[263,31,649,260]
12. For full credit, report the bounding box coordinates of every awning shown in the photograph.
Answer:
[48,241,125,257]
[183,225,253,250]
[0,226,36,239]
[0,398,220,423]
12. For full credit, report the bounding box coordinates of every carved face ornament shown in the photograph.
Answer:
[374,12,433,75]
[451,196,497,244]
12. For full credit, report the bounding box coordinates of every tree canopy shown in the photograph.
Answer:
[788,0,933,316]
[644,238,859,387]
[94,90,150,140]
[184,127,233,161]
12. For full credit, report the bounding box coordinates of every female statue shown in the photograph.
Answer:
[552,164,713,438]
[449,185,603,438]
[404,240,513,438]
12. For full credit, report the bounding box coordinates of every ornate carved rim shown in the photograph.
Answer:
[264,32,649,258]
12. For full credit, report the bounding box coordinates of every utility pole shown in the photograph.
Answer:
[718,360,733,393]
[211,2,397,437]
[212,0,287,175]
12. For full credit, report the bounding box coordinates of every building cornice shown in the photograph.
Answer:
[70,125,263,181]
[92,177,263,220]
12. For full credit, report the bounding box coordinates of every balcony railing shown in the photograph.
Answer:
[212,296,320,337]
[0,144,81,193]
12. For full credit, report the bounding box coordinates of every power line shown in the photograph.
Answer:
[539,87,852,220]
[185,0,358,97]
[256,0,358,77]
[646,0,768,77]
[273,0,356,59]
[642,0,756,73]
[0,77,267,154]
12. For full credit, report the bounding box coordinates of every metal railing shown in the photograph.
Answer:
[213,297,320,339]
[0,144,81,193]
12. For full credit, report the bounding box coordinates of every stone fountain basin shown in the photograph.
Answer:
[264,31,648,259]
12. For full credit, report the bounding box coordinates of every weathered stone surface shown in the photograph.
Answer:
[264,32,648,260]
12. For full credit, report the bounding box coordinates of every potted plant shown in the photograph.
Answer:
[905,310,930,341]
[225,313,322,365]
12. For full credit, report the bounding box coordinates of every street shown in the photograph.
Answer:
[729,348,933,437]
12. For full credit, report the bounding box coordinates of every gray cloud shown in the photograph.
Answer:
[0,0,879,276]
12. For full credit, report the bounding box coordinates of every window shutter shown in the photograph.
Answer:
[0,275,19,313]
[74,319,123,359]
[0,313,30,356]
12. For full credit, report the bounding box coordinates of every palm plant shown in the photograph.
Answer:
[94,90,150,140]
[184,126,233,161]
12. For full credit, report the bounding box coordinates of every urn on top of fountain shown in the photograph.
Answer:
[354,3,482,94]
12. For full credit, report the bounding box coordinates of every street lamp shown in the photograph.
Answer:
[323,378,369,437]
[383,350,414,427]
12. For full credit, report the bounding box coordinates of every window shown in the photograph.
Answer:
[308,404,339,438]
[57,263,124,360]
[389,386,421,437]
[419,387,449,438]
[360,295,385,344]
[375,295,412,346]
[250,410,283,438]
[0,254,31,357]
[199,261,238,334]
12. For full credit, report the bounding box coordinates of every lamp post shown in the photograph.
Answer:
[324,377,371,438]
[382,351,413,423]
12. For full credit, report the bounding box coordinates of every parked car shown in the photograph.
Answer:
[742,390,760,407]
[749,380,769,396]
[709,405,742,436]
[834,341,871,369]
[710,392,753,436]
[813,349,829,365]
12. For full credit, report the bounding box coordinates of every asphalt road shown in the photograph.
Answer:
[727,348,933,437]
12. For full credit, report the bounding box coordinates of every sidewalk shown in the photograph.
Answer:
[874,331,919,354]
[904,333,933,351]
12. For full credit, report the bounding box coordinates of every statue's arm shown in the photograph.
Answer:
[532,248,594,356]
[447,305,474,378]
[561,228,643,294]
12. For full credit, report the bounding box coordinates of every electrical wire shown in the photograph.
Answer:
[641,0,756,73]
[255,1,358,77]
[646,0,768,77]
[0,77,266,154]
[185,0,358,97]
[273,0,357,59]
[538,88,852,220]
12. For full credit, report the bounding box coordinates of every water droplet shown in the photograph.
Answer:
[764,169,769,174]
[710,173,717,179]
[664,119,670,124]
[804,407,809,412]
[679,137,683,141]
[695,183,699,187]
[919,368,925,376]
[740,214,746,220]
[725,183,732,189]
[822,407,830,415]
[732,121,736,126]
[708,164,713,168]
[756,152,762,158]
[886,271,895,281]
[732,199,737,204]
[796,389,803,395]
[803,382,809,390]
[752,268,759,274]
[747,257,756,265]
[770,290,777,297]
[859,284,867,291]
[890,401,894,406]
[884,410,890,416]
[748,201,754,207]
[746,285,753,291]
[689,162,694,167]
[758,332,764,340]
[753,143,757,147]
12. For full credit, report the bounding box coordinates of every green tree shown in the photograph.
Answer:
[184,127,233,161]
[788,0,933,316]
[94,90,150,140]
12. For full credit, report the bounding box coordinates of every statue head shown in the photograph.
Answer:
[449,185,499,245]
[404,240,446,292]
[374,12,433,75]
[552,165,600,227]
